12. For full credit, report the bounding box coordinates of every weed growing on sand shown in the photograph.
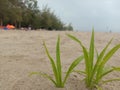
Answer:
[67,29,120,90]
[30,35,83,88]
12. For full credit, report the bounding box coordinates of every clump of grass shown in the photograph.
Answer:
[30,35,83,88]
[67,29,120,90]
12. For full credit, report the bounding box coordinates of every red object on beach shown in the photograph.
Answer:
[0,26,4,29]
[6,24,15,29]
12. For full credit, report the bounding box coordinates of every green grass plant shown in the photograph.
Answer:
[67,29,120,90]
[30,35,84,88]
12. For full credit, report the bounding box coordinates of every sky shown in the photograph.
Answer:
[38,0,120,32]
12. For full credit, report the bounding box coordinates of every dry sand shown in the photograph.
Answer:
[0,30,120,90]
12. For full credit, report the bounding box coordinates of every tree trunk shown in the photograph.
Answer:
[19,22,21,29]
[0,19,3,26]
[15,21,17,28]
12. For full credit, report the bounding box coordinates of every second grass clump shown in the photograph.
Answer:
[67,29,120,90]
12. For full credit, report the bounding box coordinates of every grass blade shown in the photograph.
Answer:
[93,39,113,80]
[112,67,120,71]
[43,41,58,84]
[29,72,57,86]
[89,29,94,71]
[95,47,99,60]
[100,44,120,67]
[102,78,120,85]
[67,34,89,75]
[67,33,91,86]
[82,46,90,84]
[96,44,120,84]
[63,55,84,84]
[56,35,62,85]
[88,29,95,86]
[67,34,83,46]
[101,67,120,79]
[99,68,113,81]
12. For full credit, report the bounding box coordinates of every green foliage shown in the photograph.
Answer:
[0,0,73,30]
[39,6,64,30]
[67,29,120,90]
[30,36,83,88]
[64,23,73,31]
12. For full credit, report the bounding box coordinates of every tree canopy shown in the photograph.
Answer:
[0,0,73,30]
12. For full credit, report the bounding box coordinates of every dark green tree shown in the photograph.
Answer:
[64,23,73,31]
[0,0,73,30]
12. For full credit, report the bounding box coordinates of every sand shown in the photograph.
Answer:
[0,30,120,90]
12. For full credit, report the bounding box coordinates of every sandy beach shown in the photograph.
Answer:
[0,30,120,90]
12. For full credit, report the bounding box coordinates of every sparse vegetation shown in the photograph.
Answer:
[67,29,120,90]
[30,35,83,88]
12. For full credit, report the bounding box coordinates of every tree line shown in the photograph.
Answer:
[0,0,73,30]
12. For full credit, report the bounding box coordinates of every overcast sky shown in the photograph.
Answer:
[38,0,120,32]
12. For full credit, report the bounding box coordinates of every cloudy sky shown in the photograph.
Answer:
[38,0,120,32]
